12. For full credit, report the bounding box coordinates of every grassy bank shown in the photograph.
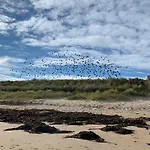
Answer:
[0,78,149,103]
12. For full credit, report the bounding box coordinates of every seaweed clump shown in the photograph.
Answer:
[4,121,72,134]
[101,125,134,135]
[65,131,106,143]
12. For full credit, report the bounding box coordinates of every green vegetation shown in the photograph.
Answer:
[0,78,149,102]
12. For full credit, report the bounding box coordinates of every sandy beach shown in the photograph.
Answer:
[0,98,150,117]
[0,99,150,150]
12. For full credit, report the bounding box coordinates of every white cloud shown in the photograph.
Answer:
[0,56,24,65]
[0,15,15,23]
[0,0,28,34]
[0,44,12,49]
[17,0,150,52]
[0,56,25,80]
[0,22,10,34]
[0,74,24,81]
[0,0,150,78]
[1,0,31,13]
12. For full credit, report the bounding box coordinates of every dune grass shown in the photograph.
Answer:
[0,78,149,104]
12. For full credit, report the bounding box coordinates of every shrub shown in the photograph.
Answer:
[67,93,87,100]
[124,88,136,96]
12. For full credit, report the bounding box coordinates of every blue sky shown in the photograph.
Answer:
[0,0,150,80]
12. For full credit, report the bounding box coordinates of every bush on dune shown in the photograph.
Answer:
[0,78,149,101]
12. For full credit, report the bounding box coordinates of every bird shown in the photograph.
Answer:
[10,51,125,80]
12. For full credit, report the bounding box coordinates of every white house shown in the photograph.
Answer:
[146,76,150,80]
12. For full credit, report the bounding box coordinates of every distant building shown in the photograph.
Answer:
[146,76,150,80]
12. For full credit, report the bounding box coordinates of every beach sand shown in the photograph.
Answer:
[0,98,149,117]
[0,99,150,150]
[0,123,150,150]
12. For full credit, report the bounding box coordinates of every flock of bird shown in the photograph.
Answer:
[10,51,124,80]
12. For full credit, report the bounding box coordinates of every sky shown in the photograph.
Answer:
[0,0,150,80]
